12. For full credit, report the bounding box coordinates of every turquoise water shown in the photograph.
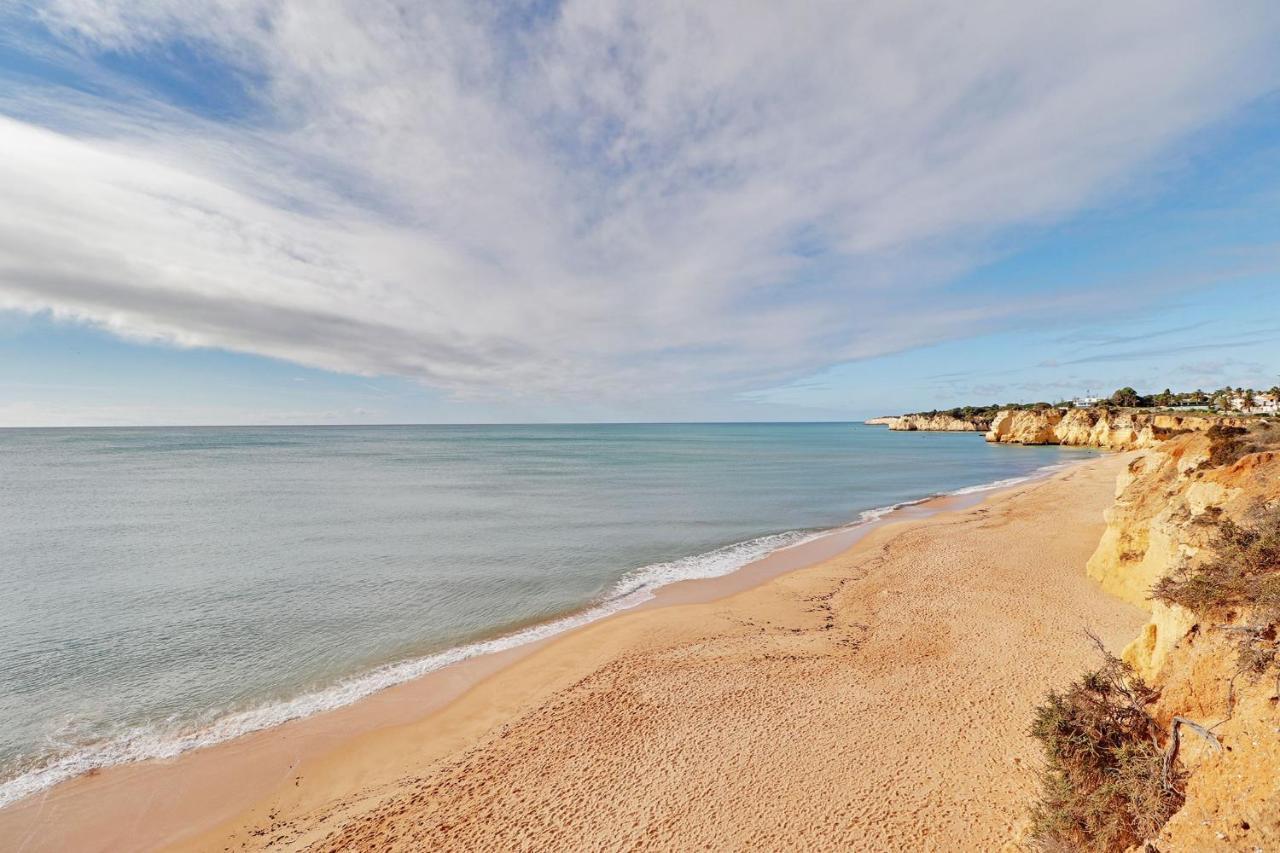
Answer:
[0,423,1092,804]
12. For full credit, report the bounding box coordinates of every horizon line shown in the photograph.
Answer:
[0,419,884,430]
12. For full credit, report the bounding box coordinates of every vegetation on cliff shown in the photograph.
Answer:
[884,411,992,431]
[878,382,1279,437]
[900,402,1050,421]
[1030,644,1182,852]
[1153,505,1280,683]
[895,382,1278,424]
[1196,423,1260,470]
[1030,421,1280,851]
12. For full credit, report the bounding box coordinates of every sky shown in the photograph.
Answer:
[1,1,1279,426]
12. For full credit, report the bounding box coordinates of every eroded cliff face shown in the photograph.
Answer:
[986,408,1063,444]
[887,413,991,432]
[1081,429,1280,851]
[864,414,991,431]
[985,407,1249,450]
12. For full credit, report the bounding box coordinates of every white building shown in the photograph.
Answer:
[1229,392,1279,415]
[1071,395,1103,407]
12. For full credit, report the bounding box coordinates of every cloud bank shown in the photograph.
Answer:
[1,1,1278,400]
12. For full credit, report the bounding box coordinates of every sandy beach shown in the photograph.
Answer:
[0,453,1144,852]
[7,5,1276,849]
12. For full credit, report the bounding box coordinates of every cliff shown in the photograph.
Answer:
[985,407,1249,450]
[863,416,898,426]
[890,413,991,432]
[865,413,992,431]
[1074,424,1280,850]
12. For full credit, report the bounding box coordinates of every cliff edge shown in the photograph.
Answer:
[985,407,1249,451]
[865,413,992,431]
[1064,423,1280,851]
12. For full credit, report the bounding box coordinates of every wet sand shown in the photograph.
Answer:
[0,454,1143,851]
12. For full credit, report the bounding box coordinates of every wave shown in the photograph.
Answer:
[946,460,1075,495]
[0,458,1075,809]
[0,531,818,809]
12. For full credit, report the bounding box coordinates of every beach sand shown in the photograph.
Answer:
[1,453,1145,851]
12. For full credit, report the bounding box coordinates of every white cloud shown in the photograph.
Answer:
[1,0,1278,401]
[0,397,386,427]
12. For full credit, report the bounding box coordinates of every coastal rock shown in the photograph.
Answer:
[984,407,1253,450]
[1080,426,1280,849]
[865,413,991,431]
[1085,433,1269,677]
[1122,599,1196,684]
[985,409,1061,444]
[1084,449,1193,613]
[1153,643,1280,851]
[888,413,991,432]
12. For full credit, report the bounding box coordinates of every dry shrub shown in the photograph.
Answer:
[1233,623,1279,676]
[1152,507,1280,618]
[1030,647,1183,852]
[1198,424,1253,470]
[1153,505,1280,693]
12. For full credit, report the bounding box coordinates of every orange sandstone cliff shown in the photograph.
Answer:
[1079,425,1280,851]
[865,413,992,431]
[985,407,1250,450]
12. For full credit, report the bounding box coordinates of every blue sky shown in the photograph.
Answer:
[1,2,1279,425]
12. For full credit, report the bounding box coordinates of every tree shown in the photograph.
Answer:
[1111,387,1141,408]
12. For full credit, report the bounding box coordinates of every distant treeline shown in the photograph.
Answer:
[907,385,1280,419]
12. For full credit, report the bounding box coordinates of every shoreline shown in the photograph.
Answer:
[0,455,1104,851]
[0,459,1080,809]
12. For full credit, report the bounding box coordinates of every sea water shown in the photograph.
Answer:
[0,423,1092,805]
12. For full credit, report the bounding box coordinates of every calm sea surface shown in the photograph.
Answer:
[0,423,1092,804]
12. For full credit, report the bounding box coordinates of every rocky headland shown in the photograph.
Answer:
[864,413,992,432]
[984,406,1251,450]
[872,404,1256,447]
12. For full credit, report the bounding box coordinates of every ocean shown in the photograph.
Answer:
[0,423,1092,805]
